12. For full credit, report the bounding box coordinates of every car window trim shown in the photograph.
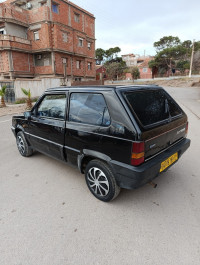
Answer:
[34,92,68,120]
[68,91,111,127]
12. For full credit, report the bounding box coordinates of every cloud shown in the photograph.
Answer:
[75,0,200,55]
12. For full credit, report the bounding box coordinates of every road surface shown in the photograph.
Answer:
[0,86,199,265]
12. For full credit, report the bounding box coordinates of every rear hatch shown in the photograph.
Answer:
[120,87,188,160]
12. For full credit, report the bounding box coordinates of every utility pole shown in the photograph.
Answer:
[189,39,195,78]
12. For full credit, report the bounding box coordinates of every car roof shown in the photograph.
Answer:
[46,85,162,93]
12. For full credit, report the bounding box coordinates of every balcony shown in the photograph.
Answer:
[0,35,31,51]
[0,4,29,26]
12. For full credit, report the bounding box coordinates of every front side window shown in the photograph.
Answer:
[37,94,66,119]
[69,93,111,126]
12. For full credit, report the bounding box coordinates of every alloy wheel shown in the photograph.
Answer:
[87,167,110,197]
[17,136,25,155]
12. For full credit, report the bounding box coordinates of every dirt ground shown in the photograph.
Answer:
[0,104,27,117]
[137,77,200,87]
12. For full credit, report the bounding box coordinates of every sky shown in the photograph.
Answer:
[1,0,200,56]
[73,0,200,56]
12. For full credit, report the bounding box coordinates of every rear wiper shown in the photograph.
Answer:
[165,99,172,121]
[165,99,169,113]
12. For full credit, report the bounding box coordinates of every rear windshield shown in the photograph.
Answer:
[123,89,182,128]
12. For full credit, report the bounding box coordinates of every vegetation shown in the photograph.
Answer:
[131,66,140,80]
[15,97,38,105]
[149,36,200,76]
[96,47,121,65]
[0,85,7,108]
[21,88,32,110]
[104,61,126,80]
[96,46,127,80]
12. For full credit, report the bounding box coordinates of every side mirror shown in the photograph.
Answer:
[24,111,32,120]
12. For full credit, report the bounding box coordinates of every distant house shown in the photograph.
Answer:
[122,54,154,79]
[96,65,107,80]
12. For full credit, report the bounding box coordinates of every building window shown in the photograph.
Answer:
[88,62,92,70]
[62,32,68,43]
[143,68,148,73]
[76,60,81,69]
[78,38,83,47]
[52,3,59,13]
[62,58,68,66]
[87,42,91,50]
[74,13,80,23]
[34,31,39,40]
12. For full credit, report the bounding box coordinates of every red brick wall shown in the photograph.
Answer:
[85,59,95,77]
[12,51,34,74]
[139,68,152,79]
[84,15,95,38]
[0,0,95,79]
[73,56,85,77]
[35,66,53,75]
[0,4,29,25]
[29,23,51,51]
[52,0,69,25]
[52,25,73,52]
[28,6,50,24]
[55,52,72,75]
[0,51,9,72]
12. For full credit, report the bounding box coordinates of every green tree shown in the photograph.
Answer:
[96,47,121,64]
[0,85,7,108]
[131,66,140,80]
[21,88,32,110]
[104,61,125,80]
[176,60,190,73]
[154,36,181,51]
[153,36,190,75]
[95,48,105,65]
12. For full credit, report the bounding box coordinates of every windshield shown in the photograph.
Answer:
[123,89,182,128]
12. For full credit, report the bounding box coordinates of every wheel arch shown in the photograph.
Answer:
[78,150,112,174]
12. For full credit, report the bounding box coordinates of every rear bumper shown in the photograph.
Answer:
[110,138,190,189]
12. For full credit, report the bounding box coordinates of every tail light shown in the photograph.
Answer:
[185,122,188,136]
[131,142,145,166]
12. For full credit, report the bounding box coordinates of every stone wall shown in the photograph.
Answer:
[14,77,69,99]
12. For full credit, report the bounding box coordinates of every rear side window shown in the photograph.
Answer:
[69,93,111,126]
[123,89,182,128]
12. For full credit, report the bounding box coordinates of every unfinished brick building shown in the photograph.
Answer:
[0,0,95,82]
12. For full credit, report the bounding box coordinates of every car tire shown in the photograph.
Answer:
[85,160,121,202]
[16,131,33,157]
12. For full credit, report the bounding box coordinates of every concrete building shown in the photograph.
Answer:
[0,0,95,82]
[122,53,154,79]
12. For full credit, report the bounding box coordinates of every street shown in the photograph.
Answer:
[0,86,200,265]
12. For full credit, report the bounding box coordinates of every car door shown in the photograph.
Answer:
[64,91,111,165]
[27,93,67,161]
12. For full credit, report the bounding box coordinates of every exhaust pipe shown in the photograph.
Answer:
[149,181,157,188]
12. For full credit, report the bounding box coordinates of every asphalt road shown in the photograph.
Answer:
[0,86,200,265]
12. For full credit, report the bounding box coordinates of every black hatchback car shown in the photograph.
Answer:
[11,85,190,201]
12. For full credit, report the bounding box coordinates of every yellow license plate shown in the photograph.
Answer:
[160,152,178,172]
